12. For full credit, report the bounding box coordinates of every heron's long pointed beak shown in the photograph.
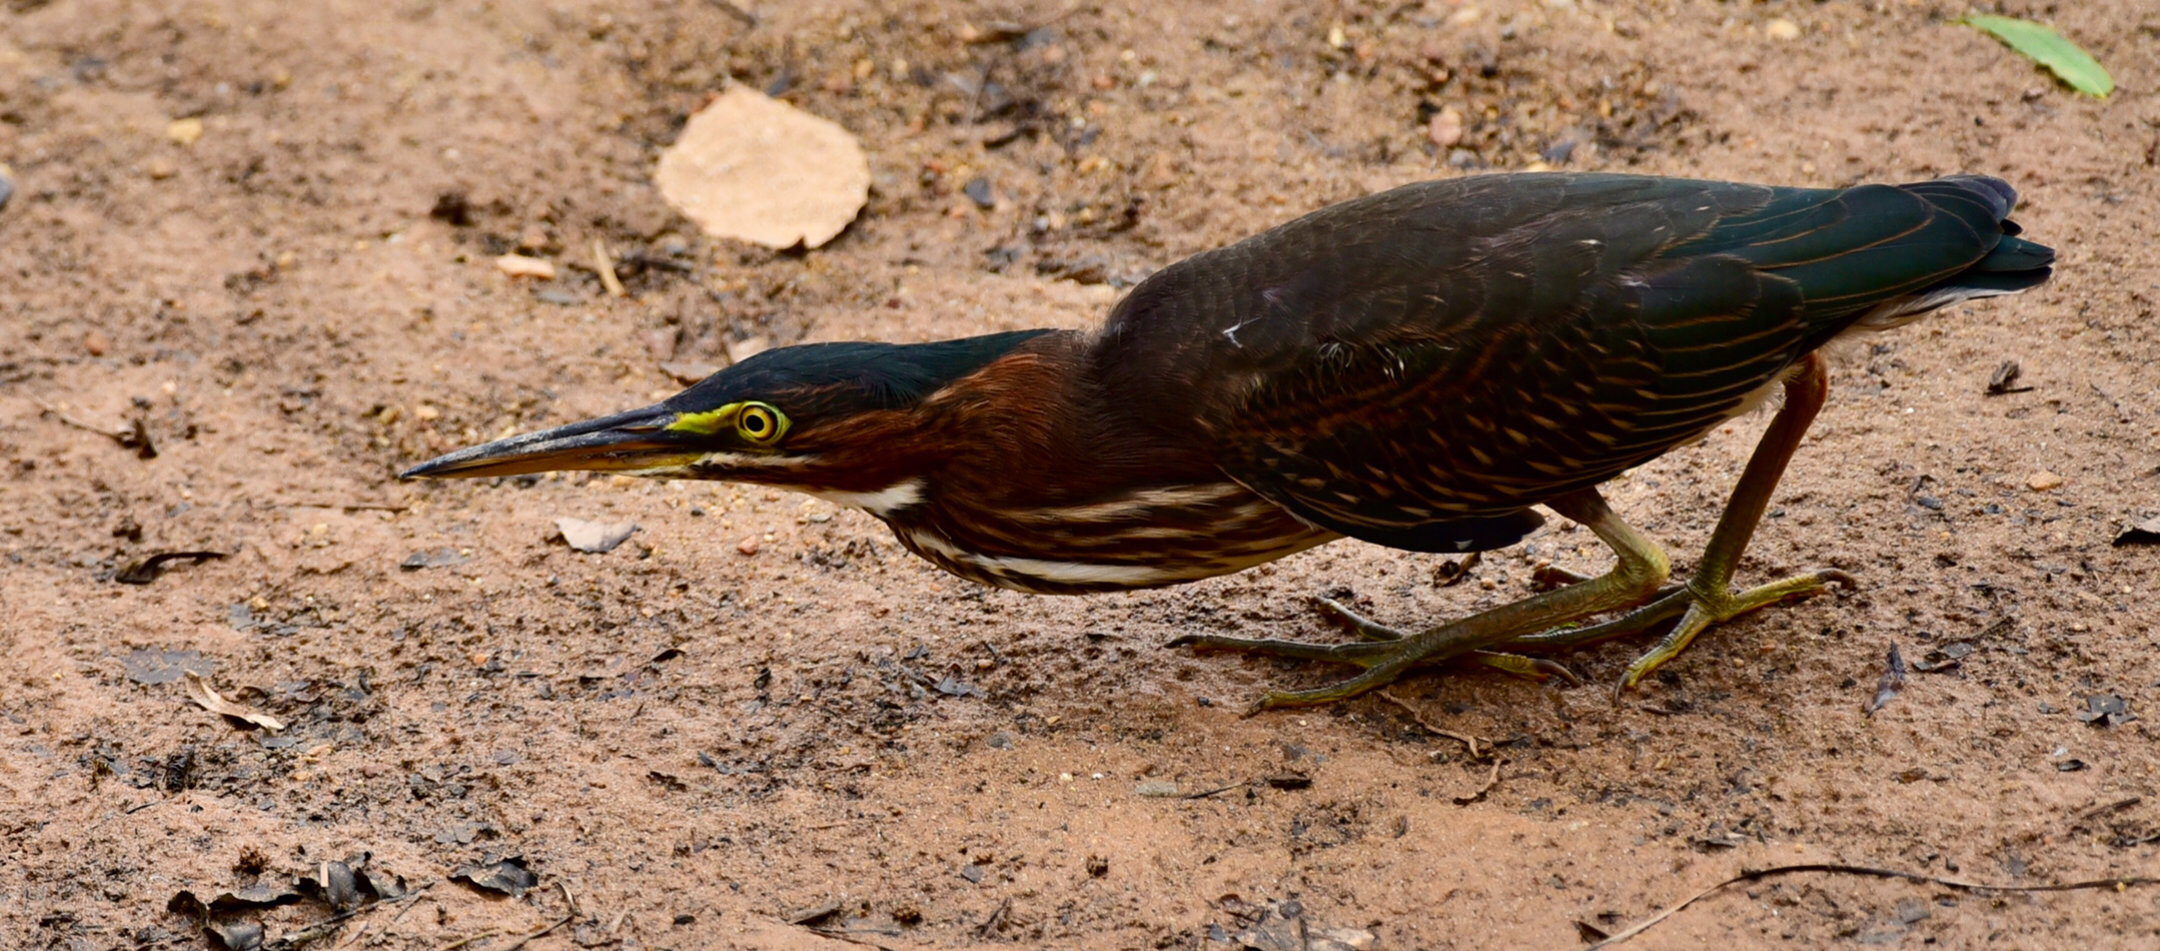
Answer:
[399,405,697,479]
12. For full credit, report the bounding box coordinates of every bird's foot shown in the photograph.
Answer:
[1167,596,1579,714]
[1312,595,1407,641]
[1314,595,1576,682]
[1616,568,1855,691]
[1528,564,1595,591]
[1506,567,1855,690]
[1162,630,1415,715]
[1171,488,1669,714]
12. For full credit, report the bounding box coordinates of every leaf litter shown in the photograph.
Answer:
[553,517,638,553]
[1959,15,2114,97]
[654,86,870,250]
[182,671,287,732]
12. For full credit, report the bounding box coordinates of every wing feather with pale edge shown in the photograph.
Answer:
[1092,173,2047,552]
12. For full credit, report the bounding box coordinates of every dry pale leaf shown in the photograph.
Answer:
[495,253,557,279]
[654,87,870,249]
[555,517,638,554]
[2114,516,2160,547]
[182,671,286,732]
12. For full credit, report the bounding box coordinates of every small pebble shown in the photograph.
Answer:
[1426,107,1464,148]
[1765,18,1801,40]
[83,330,110,356]
[736,536,760,556]
[166,117,204,146]
[2027,470,2064,491]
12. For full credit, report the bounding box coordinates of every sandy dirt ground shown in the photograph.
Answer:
[4,1,2159,948]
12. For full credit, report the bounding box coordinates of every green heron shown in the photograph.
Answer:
[404,173,2052,711]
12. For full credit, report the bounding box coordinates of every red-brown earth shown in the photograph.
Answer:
[3,1,2158,948]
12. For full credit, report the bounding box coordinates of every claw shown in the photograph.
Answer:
[1180,488,1681,711]
[1312,596,1407,641]
[1613,566,1856,691]
[1467,651,1581,685]
[1245,656,1419,712]
[1529,564,1594,590]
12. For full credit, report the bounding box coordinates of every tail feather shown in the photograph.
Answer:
[1904,174,2019,218]
[1973,234,2054,277]
[1852,179,2052,330]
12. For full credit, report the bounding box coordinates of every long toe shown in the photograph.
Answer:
[1466,651,1582,684]
[1312,596,1411,641]
[1248,658,1420,713]
[1168,632,1404,665]
[1617,567,1856,689]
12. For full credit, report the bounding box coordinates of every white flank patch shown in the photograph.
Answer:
[902,527,1175,588]
[1726,376,1786,419]
[1848,284,2023,334]
[806,479,926,518]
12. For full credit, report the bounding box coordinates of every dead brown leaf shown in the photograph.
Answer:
[654,87,870,250]
[181,671,286,732]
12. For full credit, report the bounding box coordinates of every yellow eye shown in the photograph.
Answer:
[736,402,788,445]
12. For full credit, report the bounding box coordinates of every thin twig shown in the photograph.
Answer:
[281,500,411,513]
[704,0,757,27]
[27,392,127,438]
[1452,759,1501,806]
[433,929,501,951]
[1180,782,1249,800]
[1588,863,2160,950]
[309,882,435,950]
[592,239,626,298]
[785,900,844,926]
[2072,796,2142,824]
[386,888,429,927]
[499,915,574,951]
[973,897,1012,939]
[808,927,901,951]
[1375,689,1489,759]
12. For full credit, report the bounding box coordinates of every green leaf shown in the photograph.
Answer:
[1959,15,2114,98]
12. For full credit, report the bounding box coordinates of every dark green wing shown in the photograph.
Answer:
[1093,173,2050,552]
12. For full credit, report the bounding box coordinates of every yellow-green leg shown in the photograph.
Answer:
[1171,488,1672,712]
[1506,352,1854,687]
[1308,596,1580,684]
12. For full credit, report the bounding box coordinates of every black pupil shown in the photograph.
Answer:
[745,412,767,434]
